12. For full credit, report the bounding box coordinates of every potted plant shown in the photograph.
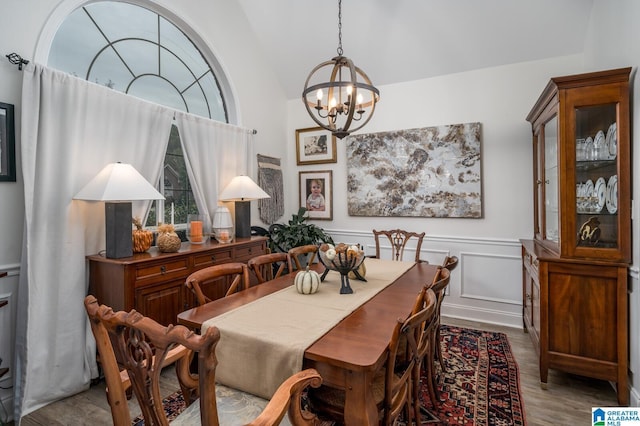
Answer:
[268,207,334,254]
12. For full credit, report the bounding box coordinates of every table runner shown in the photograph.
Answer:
[202,258,414,398]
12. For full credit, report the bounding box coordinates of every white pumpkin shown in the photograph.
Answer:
[295,267,321,294]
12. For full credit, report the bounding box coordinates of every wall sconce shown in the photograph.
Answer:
[74,162,164,258]
[218,176,270,239]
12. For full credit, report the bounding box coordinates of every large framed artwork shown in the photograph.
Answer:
[0,102,16,182]
[295,127,337,165]
[346,122,482,218]
[299,170,333,220]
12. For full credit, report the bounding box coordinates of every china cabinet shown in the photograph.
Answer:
[522,67,631,405]
[87,237,267,327]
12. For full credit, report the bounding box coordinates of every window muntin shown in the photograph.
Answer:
[48,1,228,228]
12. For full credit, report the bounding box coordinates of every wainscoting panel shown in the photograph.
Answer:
[327,230,524,328]
[0,264,20,422]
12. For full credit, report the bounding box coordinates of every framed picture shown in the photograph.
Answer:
[0,102,15,182]
[295,127,337,165]
[299,170,333,220]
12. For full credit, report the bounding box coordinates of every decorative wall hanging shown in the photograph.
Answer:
[0,102,16,182]
[299,170,333,220]
[346,122,482,218]
[257,154,284,224]
[295,127,337,165]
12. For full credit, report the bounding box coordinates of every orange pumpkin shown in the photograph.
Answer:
[132,217,153,253]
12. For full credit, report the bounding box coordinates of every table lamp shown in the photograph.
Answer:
[218,175,270,239]
[74,162,164,258]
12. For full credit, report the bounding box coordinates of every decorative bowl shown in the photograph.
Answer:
[318,243,367,294]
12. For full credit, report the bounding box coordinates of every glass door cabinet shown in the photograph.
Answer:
[522,67,631,405]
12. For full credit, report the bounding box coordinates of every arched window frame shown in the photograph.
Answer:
[37,0,241,228]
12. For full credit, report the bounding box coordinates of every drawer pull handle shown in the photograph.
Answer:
[160,265,166,274]
[533,259,539,267]
[211,255,215,261]
[248,248,252,254]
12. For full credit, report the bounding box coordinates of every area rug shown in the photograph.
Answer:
[132,325,525,425]
[417,324,526,425]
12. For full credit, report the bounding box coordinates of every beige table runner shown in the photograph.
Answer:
[202,259,414,399]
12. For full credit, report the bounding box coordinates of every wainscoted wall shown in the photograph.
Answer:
[327,229,524,328]
[0,263,20,418]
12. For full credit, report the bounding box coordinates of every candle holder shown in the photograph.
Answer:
[187,214,209,244]
[212,206,234,244]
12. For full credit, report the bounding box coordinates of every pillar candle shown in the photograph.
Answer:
[190,220,203,242]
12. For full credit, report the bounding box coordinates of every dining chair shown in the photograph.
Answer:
[434,256,458,371]
[287,244,319,272]
[307,291,436,425]
[372,229,426,262]
[247,252,290,284]
[428,266,451,385]
[411,288,439,419]
[185,262,250,306]
[84,294,323,426]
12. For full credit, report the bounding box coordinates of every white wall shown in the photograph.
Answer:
[285,54,583,327]
[583,0,640,406]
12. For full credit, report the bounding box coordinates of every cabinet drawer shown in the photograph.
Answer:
[193,248,233,269]
[524,250,539,277]
[135,258,189,285]
[234,242,265,261]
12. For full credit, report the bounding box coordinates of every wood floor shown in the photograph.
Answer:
[12,317,619,425]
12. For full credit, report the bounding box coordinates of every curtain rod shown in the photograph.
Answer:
[6,53,257,135]
[6,53,29,70]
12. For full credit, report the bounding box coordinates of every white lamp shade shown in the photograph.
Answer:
[212,206,234,228]
[218,175,270,201]
[74,162,164,201]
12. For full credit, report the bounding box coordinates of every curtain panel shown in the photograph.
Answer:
[15,63,256,421]
[15,63,173,420]
[174,111,253,225]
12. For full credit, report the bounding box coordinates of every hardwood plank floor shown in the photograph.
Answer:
[11,317,620,425]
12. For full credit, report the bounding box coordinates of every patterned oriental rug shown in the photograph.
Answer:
[132,325,526,425]
[417,325,526,425]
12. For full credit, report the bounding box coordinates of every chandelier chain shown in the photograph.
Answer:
[337,0,343,56]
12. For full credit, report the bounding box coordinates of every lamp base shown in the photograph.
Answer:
[235,201,251,239]
[105,202,133,258]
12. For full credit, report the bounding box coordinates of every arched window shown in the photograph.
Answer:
[47,0,227,227]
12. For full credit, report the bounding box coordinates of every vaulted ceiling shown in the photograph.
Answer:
[236,0,594,99]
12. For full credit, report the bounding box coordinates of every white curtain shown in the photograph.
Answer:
[174,111,253,222]
[15,63,173,420]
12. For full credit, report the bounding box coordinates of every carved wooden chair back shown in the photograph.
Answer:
[247,252,290,284]
[185,262,249,306]
[372,229,425,262]
[429,266,452,377]
[287,245,319,272]
[442,255,459,272]
[85,295,324,426]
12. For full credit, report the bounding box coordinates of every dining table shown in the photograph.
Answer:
[177,258,440,425]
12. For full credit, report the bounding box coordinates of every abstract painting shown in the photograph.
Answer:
[346,122,482,218]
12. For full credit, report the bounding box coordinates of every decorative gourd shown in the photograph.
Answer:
[295,267,321,294]
[132,217,153,253]
[348,260,367,280]
[156,223,181,253]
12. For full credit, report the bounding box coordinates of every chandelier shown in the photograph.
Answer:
[301,0,380,139]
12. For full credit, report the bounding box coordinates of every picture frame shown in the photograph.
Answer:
[0,102,15,182]
[295,127,337,165]
[299,170,333,220]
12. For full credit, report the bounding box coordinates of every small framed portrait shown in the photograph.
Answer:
[295,127,337,165]
[299,170,333,220]
[0,102,16,182]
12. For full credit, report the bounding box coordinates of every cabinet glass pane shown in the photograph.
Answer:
[544,116,558,242]
[575,104,617,249]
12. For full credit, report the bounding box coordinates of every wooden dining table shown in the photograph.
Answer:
[177,259,440,425]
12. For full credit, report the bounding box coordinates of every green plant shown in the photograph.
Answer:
[268,207,334,253]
